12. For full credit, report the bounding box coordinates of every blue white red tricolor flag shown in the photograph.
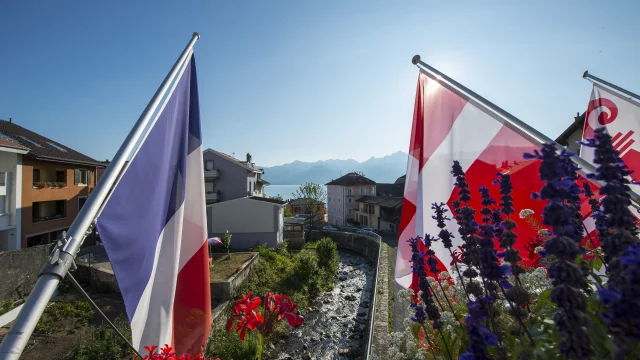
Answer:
[96,56,211,355]
[395,71,595,290]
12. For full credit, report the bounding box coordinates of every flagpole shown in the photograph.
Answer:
[0,32,200,360]
[583,70,640,103]
[411,55,640,208]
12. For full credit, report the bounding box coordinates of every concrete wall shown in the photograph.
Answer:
[327,185,344,226]
[207,197,283,249]
[203,150,250,202]
[0,244,50,302]
[310,230,380,262]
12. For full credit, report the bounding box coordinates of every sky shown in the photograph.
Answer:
[1,1,639,167]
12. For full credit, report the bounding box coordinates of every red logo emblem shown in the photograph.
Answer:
[587,98,618,129]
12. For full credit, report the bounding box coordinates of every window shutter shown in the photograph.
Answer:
[74,169,80,184]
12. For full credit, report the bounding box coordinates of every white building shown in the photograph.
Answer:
[0,137,29,251]
[325,172,376,226]
[206,196,285,249]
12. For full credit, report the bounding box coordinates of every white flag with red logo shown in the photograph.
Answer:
[581,84,640,187]
[395,71,595,289]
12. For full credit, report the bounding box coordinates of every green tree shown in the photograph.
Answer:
[268,195,294,217]
[292,182,327,239]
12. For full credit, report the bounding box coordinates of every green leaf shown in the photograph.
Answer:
[411,322,422,341]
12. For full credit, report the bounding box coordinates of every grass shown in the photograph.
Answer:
[73,315,134,360]
[34,300,94,333]
[209,252,255,281]
[0,300,16,316]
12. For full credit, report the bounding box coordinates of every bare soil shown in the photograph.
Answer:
[209,252,255,281]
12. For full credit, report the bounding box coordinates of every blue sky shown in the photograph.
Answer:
[1,1,639,167]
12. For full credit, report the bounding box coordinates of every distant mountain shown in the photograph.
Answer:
[260,151,407,185]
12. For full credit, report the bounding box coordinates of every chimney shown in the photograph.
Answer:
[9,118,12,124]
[246,152,252,164]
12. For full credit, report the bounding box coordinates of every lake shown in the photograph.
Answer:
[263,184,301,200]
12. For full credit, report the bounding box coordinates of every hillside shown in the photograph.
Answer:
[260,151,407,185]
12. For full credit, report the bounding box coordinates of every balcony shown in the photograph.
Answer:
[33,182,68,190]
[32,200,66,224]
[204,169,219,180]
[206,192,219,203]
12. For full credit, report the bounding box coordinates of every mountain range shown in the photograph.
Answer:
[260,151,408,185]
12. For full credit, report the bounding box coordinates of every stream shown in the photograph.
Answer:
[266,249,376,360]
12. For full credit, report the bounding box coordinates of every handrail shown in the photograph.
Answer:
[365,233,382,359]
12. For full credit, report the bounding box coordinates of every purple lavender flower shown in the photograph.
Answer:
[525,144,593,359]
[493,173,524,276]
[408,236,443,329]
[599,243,640,345]
[459,296,498,360]
[582,127,639,288]
[478,186,512,290]
[432,202,454,249]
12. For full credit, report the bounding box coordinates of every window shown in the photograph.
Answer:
[0,172,5,186]
[78,196,87,211]
[348,198,352,204]
[347,189,352,196]
[33,169,40,182]
[74,169,89,185]
[0,132,17,142]
[370,186,375,194]
[47,142,67,152]
[338,197,341,203]
[56,200,65,216]
[20,136,42,147]
[328,197,331,202]
[205,160,214,171]
[360,188,364,195]
[348,209,352,215]
[56,170,65,183]
[32,202,40,219]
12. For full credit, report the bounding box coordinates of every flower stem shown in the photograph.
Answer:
[582,222,608,272]
[435,278,466,333]
[420,324,439,360]
[446,247,471,302]
[499,285,534,345]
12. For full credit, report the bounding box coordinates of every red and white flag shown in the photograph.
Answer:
[581,84,640,187]
[395,71,603,289]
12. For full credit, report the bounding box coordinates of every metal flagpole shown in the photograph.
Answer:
[411,55,640,208]
[0,32,200,360]
[583,70,640,103]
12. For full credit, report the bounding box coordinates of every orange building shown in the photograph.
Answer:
[0,120,105,248]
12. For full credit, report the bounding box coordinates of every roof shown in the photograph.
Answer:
[376,183,404,197]
[0,136,29,153]
[355,195,403,208]
[248,196,285,205]
[203,148,263,173]
[288,197,324,206]
[326,172,376,186]
[284,217,305,225]
[258,178,270,185]
[0,119,104,166]
[556,112,585,146]
[394,175,406,185]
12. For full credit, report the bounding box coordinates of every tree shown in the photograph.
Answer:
[222,230,232,260]
[268,195,294,217]
[292,182,327,239]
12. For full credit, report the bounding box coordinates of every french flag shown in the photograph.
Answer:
[395,70,596,289]
[96,56,211,355]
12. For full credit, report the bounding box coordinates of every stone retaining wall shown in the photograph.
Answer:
[210,252,260,301]
[0,245,51,302]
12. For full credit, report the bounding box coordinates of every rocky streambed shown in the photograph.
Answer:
[267,249,376,360]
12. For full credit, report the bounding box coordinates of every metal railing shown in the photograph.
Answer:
[365,233,382,359]
[205,193,218,202]
[203,169,219,179]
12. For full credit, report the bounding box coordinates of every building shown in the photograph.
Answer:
[202,149,270,204]
[0,136,29,251]
[206,196,285,249]
[286,198,326,219]
[353,174,404,233]
[0,119,104,248]
[353,196,403,232]
[326,172,376,226]
[556,112,585,155]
